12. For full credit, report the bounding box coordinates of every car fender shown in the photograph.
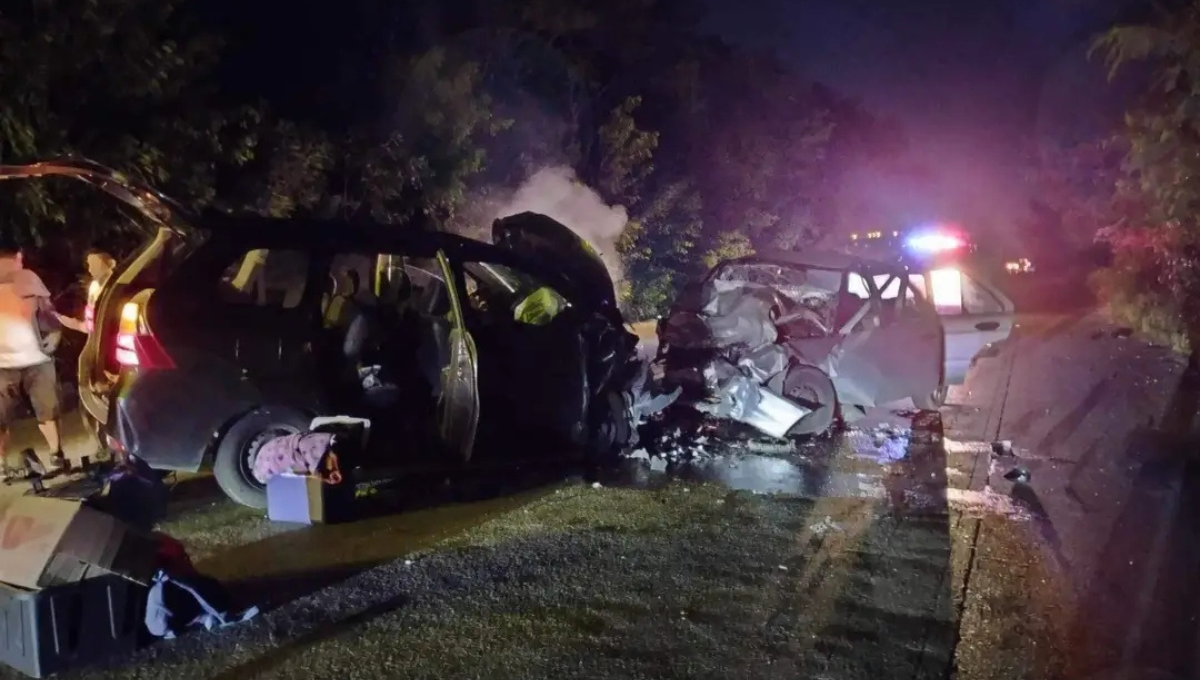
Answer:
[111,356,320,472]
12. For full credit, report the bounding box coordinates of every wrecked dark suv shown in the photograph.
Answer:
[656,250,1014,438]
[0,159,658,508]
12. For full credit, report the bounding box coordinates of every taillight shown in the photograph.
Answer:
[115,301,174,369]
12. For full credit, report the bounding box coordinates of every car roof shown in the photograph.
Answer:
[199,214,492,257]
[720,249,907,276]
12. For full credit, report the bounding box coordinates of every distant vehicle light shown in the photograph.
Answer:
[907,233,964,253]
[929,268,963,313]
[1005,258,1035,274]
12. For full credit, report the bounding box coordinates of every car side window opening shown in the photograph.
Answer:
[220,249,310,309]
[961,274,1004,314]
[462,261,569,327]
[841,273,877,333]
[928,268,965,315]
[921,269,1002,316]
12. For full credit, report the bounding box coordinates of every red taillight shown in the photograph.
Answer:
[115,301,174,369]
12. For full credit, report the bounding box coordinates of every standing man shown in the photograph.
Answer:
[0,245,67,479]
[56,248,116,334]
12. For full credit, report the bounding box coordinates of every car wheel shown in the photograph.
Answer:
[588,390,633,462]
[213,406,310,509]
[783,365,837,437]
[912,384,948,411]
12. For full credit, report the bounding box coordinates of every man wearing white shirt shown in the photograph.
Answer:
[0,245,66,479]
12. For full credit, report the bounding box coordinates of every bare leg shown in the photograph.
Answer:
[37,419,67,471]
[37,419,61,456]
[30,363,66,470]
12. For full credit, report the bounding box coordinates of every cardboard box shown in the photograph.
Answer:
[0,497,156,591]
[266,473,354,525]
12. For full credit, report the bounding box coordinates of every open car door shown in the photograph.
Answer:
[434,251,480,462]
[915,268,1015,384]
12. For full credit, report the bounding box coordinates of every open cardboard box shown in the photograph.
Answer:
[0,496,157,591]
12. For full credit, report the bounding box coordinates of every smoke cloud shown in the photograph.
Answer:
[488,166,629,291]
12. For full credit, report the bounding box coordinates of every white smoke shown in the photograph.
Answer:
[489,166,629,292]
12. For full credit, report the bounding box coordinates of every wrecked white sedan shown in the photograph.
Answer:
[654,251,1014,437]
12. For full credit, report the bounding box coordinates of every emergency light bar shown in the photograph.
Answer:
[905,232,964,253]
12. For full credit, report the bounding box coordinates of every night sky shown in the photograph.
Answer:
[700,0,1153,243]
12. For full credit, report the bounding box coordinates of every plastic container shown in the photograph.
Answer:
[0,575,144,678]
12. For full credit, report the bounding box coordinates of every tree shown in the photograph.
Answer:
[1020,139,1125,265]
[1093,0,1200,410]
[0,0,295,245]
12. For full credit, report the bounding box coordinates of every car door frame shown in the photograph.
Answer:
[833,268,943,406]
[433,250,481,463]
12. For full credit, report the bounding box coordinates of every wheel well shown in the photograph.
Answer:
[203,405,317,466]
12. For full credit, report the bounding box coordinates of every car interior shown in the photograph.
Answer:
[309,253,456,453]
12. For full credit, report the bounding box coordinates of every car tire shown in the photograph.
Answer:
[213,406,310,509]
[912,384,948,411]
[783,365,837,437]
[588,389,633,463]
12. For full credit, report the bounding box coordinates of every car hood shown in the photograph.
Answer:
[491,212,618,313]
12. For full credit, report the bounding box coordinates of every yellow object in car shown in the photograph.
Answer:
[513,286,566,326]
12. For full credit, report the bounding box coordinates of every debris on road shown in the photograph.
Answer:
[992,440,1014,457]
[848,426,910,462]
[1004,466,1032,484]
[809,515,845,535]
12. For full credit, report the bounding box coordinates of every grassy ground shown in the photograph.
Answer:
[60,476,1074,680]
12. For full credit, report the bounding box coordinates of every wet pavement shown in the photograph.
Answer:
[4,311,1199,679]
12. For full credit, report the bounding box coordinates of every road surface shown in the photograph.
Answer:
[3,311,1197,680]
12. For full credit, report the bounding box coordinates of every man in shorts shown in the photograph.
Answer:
[0,245,66,479]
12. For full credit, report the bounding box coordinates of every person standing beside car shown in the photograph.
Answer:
[55,248,116,334]
[0,244,68,479]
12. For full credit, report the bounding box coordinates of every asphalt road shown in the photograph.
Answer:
[3,311,1197,680]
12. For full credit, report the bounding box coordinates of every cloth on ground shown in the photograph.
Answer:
[145,570,259,640]
[145,534,259,640]
[252,431,335,484]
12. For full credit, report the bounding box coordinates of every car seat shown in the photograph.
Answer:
[339,270,373,362]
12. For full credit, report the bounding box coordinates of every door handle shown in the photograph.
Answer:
[975,321,1000,331]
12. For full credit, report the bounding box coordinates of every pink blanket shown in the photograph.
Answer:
[253,432,335,484]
